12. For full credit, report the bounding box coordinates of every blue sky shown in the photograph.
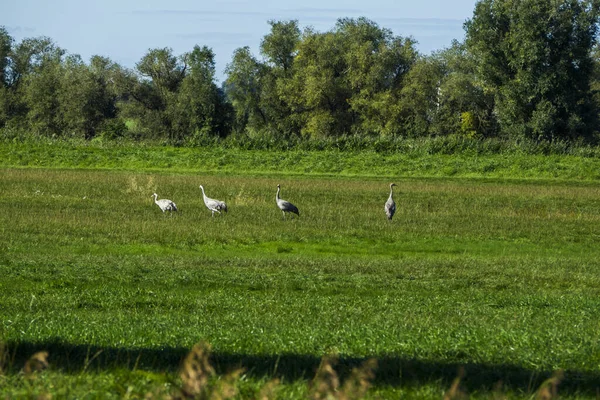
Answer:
[2,0,477,82]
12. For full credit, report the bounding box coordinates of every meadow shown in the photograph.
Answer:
[1,143,600,398]
[4,138,600,180]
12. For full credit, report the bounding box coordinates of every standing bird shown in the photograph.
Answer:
[384,183,397,221]
[152,193,178,214]
[276,184,299,219]
[199,185,227,217]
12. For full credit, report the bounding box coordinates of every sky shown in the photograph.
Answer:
[2,0,478,83]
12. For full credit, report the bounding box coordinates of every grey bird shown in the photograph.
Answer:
[199,185,227,217]
[152,193,178,213]
[384,183,397,221]
[276,184,299,219]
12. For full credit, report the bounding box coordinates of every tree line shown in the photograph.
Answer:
[2,0,600,145]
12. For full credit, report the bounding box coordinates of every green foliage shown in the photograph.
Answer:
[0,32,123,139]
[97,118,129,141]
[396,56,442,137]
[2,36,65,134]
[0,26,12,89]
[135,47,186,98]
[22,45,64,136]
[224,18,421,139]
[125,47,182,139]
[344,22,418,136]
[465,0,600,140]
[260,20,301,73]
[460,111,478,138]
[4,2,600,145]
[433,41,496,137]
[117,46,232,143]
[224,46,269,133]
[171,46,230,141]
[58,55,117,139]
[285,18,418,137]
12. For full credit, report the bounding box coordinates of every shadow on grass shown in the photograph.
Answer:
[4,339,599,395]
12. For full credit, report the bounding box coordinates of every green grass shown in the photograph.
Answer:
[1,160,600,397]
[3,139,600,180]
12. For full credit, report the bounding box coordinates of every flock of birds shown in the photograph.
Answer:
[152,183,398,221]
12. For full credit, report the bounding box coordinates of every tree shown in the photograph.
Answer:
[126,47,189,139]
[280,18,418,137]
[395,56,444,137]
[430,41,496,137]
[19,38,65,136]
[283,28,353,137]
[0,35,63,131]
[171,45,230,141]
[57,55,118,139]
[590,43,600,129]
[224,46,268,133]
[465,0,600,140]
[260,20,300,73]
[0,27,13,127]
[259,20,301,136]
[226,20,302,138]
[136,48,186,100]
[225,18,421,138]
[0,26,12,88]
[339,18,418,136]
[7,36,61,89]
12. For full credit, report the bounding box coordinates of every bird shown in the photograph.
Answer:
[199,185,228,217]
[152,193,178,213]
[276,184,299,219]
[384,183,397,221]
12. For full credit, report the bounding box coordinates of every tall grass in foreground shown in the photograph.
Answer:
[3,342,566,399]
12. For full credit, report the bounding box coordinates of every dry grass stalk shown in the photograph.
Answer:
[310,356,377,400]
[535,370,564,400]
[310,356,340,400]
[256,379,281,400]
[207,368,244,400]
[338,359,377,400]
[443,367,467,400]
[178,342,215,398]
[170,342,244,400]
[126,176,156,197]
[23,351,49,376]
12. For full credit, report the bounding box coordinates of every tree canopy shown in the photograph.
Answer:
[465,0,600,140]
[2,0,600,144]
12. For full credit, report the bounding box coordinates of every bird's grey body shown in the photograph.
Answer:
[384,183,396,221]
[276,184,299,219]
[199,185,227,217]
[152,193,178,213]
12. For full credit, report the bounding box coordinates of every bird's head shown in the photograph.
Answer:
[390,183,397,188]
[199,185,204,190]
[151,193,157,197]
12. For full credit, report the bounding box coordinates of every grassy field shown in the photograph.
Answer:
[4,139,600,180]
[1,152,600,398]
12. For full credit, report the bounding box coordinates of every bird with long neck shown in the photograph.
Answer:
[276,184,299,219]
[384,183,397,221]
[199,185,227,217]
[152,193,178,214]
